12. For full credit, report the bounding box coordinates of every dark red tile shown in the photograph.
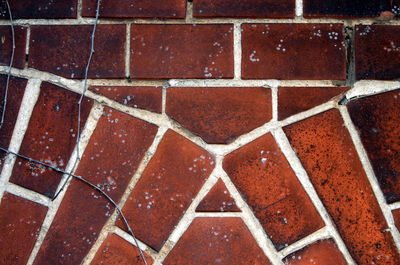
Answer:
[304,0,392,18]
[166,87,271,144]
[89,86,162,113]
[0,192,47,265]
[355,25,400,80]
[223,133,324,250]
[117,130,215,251]
[9,82,93,197]
[347,89,400,203]
[0,26,27,69]
[283,239,347,265]
[196,178,240,212]
[242,23,346,80]
[278,86,348,120]
[33,107,158,265]
[284,109,400,264]
[393,209,400,231]
[0,75,27,171]
[163,217,272,264]
[29,25,126,79]
[82,0,186,18]
[91,233,153,265]
[193,0,295,18]
[0,0,77,19]
[130,24,234,79]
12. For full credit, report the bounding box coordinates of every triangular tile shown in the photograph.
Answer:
[196,179,240,212]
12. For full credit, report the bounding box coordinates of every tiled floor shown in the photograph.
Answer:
[0,1,400,265]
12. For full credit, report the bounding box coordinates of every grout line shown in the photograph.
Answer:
[162,85,167,114]
[390,202,400,211]
[112,227,158,257]
[345,25,355,87]
[233,23,242,80]
[339,106,400,252]
[194,212,242,217]
[77,0,83,19]
[25,25,30,57]
[124,23,131,78]
[296,0,303,18]
[185,1,193,23]
[26,103,104,265]
[272,128,356,265]
[5,182,51,207]
[270,83,280,121]
[0,78,41,202]
[346,80,400,100]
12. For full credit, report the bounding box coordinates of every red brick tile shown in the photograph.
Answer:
[166,87,271,144]
[284,109,400,264]
[91,233,153,265]
[303,0,392,18]
[163,217,272,264]
[0,192,47,265]
[82,0,186,18]
[29,25,126,79]
[9,82,93,197]
[196,178,240,212]
[393,209,400,231]
[0,75,27,171]
[33,107,158,265]
[193,0,295,18]
[347,89,400,203]
[283,239,347,265]
[355,25,400,80]
[241,24,346,80]
[117,130,215,251]
[278,87,348,120]
[130,24,234,79]
[0,0,77,19]
[223,133,324,250]
[89,86,162,113]
[0,26,27,69]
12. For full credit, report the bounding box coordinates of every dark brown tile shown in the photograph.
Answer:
[9,82,93,197]
[241,23,346,80]
[29,25,126,79]
[130,24,234,79]
[223,133,324,250]
[166,87,271,144]
[284,109,400,264]
[117,130,215,251]
[163,217,272,264]
[33,107,158,265]
[347,89,400,203]
[0,0,77,19]
[0,26,27,69]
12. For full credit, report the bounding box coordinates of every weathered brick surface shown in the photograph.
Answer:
[33,107,158,265]
[347,89,400,203]
[355,25,400,80]
[166,87,271,144]
[9,82,92,197]
[242,23,346,80]
[82,0,186,18]
[130,24,234,79]
[223,133,324,250]
[278,87,348,120]
[284,109,400,264]
[163,217,272,264]
[89,86,162,113]
[91,233,154,265]
[0,192,47,265]
[117,130,215,251]
[0,0,77,19]
[0,26,27,69]
[193,0,295,18]
[393,208,400,231]
[283,239,347,265]
[29,25,126,79]
[196,178,240,212]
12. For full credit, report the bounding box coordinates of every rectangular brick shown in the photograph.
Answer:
[0,192,47,265]
[130,24,234,79]
[0,26,27,69]
[284,109,400,264]
[0,0,77,19]
[82,0,186,18]
[9,82,93,197]
[33,107,158,265]
[304,0,392,18]
[241,23,346,80]
[29,25,126,79]
[193,0,295,18]
[355,25,400,80]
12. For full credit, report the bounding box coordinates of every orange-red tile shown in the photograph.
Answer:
[196,179,240,212]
